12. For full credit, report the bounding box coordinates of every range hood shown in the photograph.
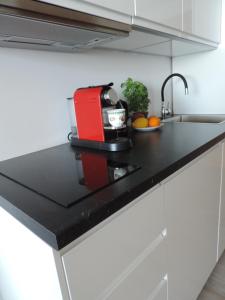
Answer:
[0,0,131,52]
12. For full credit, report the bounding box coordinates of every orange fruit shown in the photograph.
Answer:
[148,116,160,127]
[132,117,148,128]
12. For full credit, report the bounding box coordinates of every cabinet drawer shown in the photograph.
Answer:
[105,239,167,300]
[62,186,165,300]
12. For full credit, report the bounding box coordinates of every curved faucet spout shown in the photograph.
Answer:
[161,73,189,119]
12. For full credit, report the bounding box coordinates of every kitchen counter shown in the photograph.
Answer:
[1,121,225,250]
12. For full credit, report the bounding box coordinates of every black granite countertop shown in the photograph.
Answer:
[1,122,225,250]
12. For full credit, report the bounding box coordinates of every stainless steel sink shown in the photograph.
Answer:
[162,115,225,124]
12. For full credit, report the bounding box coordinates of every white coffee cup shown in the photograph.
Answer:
[107,109,126,128]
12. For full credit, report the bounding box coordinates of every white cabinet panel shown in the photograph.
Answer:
[0,207,64,300]
[135,0,182,30]
[39,0,133,24]
[105,241,167,300]
[62,186,165,300]
[183,0,193,34]
[218,142,225,258]
[165,145,222,300]
[153,279,167,300]
[183,0,222,43]
[79,0,133,15]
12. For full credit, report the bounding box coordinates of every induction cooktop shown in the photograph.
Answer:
[0,145,140,208]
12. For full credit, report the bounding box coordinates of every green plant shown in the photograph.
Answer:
[121,78,150,113]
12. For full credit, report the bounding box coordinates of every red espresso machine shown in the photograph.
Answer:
[68,83,132,151]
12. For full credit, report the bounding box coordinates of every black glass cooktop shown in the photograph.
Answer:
[0,145,140,208]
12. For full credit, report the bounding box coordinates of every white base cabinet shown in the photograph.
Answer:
[164,145,222,300]
[1,143,225,300]
[0,186,168,300]
[62,186,167,300]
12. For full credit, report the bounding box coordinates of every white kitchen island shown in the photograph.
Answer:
[1,123,225,300]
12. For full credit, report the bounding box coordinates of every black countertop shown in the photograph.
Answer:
[1,122,225,250]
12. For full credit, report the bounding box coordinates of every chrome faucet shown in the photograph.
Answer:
[161,73,188,119]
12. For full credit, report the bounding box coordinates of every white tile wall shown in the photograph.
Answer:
[0,47,171,161]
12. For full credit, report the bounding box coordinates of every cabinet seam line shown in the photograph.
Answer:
[217,143,224,260]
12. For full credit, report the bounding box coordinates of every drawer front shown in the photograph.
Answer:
[105,239,167,300]
[62,186,165,300]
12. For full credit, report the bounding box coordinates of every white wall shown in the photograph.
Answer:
[172,0,225,114]
[0,47,171,161]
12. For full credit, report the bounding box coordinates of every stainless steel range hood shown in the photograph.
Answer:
[0,0,131,52]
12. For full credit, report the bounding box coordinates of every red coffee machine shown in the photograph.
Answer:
[68,83,132,151]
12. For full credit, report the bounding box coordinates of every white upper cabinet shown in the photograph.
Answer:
[183,0,222,43]
[79,0,133,15]
[40,0,221,48]
[134,0,182,31]
[39,0,133,24]
[133,0,221,45]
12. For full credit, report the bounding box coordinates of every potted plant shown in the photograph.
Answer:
[121,77,150,120]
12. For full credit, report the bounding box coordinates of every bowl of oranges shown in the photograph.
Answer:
[132,115,163,131]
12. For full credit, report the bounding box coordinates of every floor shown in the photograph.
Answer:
[198,252,225,300]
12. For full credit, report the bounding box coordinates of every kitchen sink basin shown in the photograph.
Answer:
[162,115,225,124]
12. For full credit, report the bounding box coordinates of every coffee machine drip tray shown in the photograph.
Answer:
[0,145,140,208]
[71,136,133,152]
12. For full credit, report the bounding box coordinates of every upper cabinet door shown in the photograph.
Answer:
[183,0,222,43]
[135,0,182,31]
[39,0,133,24]
[80,0,134,15]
